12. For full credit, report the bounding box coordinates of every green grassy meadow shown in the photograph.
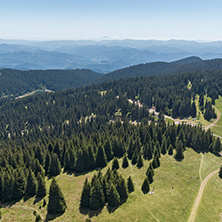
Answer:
[1,149,221,222]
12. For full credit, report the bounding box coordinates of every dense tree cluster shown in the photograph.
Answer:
[80,168,130,210]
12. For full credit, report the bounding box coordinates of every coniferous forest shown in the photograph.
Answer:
[0,67,222,218]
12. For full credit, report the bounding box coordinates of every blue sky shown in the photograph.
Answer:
[1,0,222,40]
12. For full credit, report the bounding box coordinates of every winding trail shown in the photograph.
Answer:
[205,107,221,131]
[188,168,219,222]
[199,153,203,183]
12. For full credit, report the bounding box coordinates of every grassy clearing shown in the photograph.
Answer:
[211,96,222,137]
[1,149,221,222]
[195,173,222,222]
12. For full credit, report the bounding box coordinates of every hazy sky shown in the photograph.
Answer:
[1,0,222,41]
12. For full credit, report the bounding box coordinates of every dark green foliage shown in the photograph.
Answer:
[26,168,37,197]
[96,145,107,168]
[49,153,61,176]
[48,178,67,214]
[107,183,120,207]
[146,169,154,184]
[131,153,137,165]
[80,178,91,209]
[112,157,119,171]
[127,176,134,193]
[141,177,150,194]
[137,153,144,168]
[122,154,129,169]
[90,182,105,210]
[213,137,221,154]
[104,140,113,161]
[219,166,222,179]
[174,141,184,160]
[36,173,47,198]
[34,159,45,177]
[35,214,42,222]
[204,101,217,121]
[44,151,51,175]
[43,199,47,207]
[14,169,27,200]
[116,178,128,201]
[168,144,174,155]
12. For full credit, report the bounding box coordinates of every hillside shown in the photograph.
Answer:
[101,57,222,81]
[0,68,102,99]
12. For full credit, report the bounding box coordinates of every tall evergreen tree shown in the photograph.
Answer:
[26,168,37,197]
[127,176,134,193]
[174,141,184,160]
[96,145,107,168]
[80,178,91,208]
[49,153,61,176]
[213,137,221,154]
[90,182,105,210]
[137,153,144,168]
[146,169,154,184]
[14,169,27,200]
[112,157,119,170]
[141,177,150,194]
[48,178,67,214]
[107,183,120,207]
[219,166,222,179]
[122,154,129,169]
[168,144,173,156]
[36,173,47,198]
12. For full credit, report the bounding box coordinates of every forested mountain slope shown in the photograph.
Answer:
[101,57,222,81]
[0,69,101,98]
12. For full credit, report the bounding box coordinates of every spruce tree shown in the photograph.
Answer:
[96,145,107,168]
[34,159,45,177]
[90,182,105,210]
[131,153,137,165]
[127,176,134,193]
[104,140,113,161]
[116,178,128,201]
[80,178,91,208]
[112,157,119,170]
[213,137,221,154]
[48,178,67,214]
[168,144,173,156]
[36,173,47,198]
[141,177,150,194]
[146,169,154,184]
[107,183,120,207]
[122,154,129,169]
[174,141,184,160]
[44,151,51,175]
[137,153,144,168]
[26,168,37,197]
[49,153,61,176]
[14,169,27,200]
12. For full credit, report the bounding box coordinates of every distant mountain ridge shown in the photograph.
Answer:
[1,39,222,73]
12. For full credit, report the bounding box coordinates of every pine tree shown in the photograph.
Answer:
[96,145,107,168]
[213,137,221,154]
[90,182,105,210]
[174,141,184,160]
[122,154,129,169]
[168,144,173,156]
[141,177,150,194]
[112,157,119,170]
[104,140,113,161]
[116,178,128,201]
[36,173,47,198]
[34,159,45,177]
[26,168,37,197]
[161,137,167,155]
[137,153,144,168]
[44,151,51,175]
[146,169,154,184]
[131,153,137,165]
[87,146,96,170]
[80,178,91,208]
[14,169,27,200]
[127,176,134,193]
[48,178,67,214]
[49,153,61,176]
[107,183,120,207]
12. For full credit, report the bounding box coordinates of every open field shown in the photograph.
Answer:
[1,149,221,222]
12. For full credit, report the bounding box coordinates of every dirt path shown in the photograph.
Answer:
[205,107,221,131]
[199,153,203,183]
[188,168,219,222]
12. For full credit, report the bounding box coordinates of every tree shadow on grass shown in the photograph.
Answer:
[79,206,103,218]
